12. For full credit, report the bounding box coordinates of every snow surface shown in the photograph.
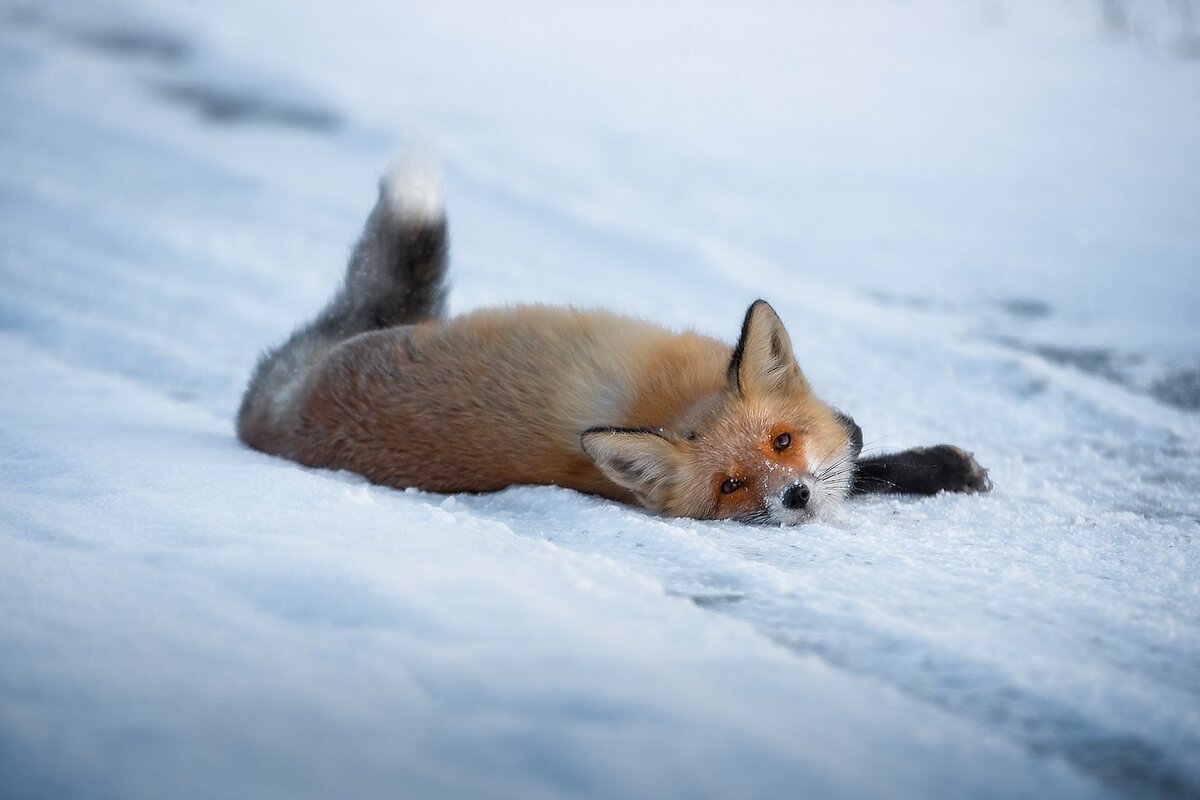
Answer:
[2,1,1199,798]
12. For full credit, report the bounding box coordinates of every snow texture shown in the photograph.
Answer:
[2,1,1199,798]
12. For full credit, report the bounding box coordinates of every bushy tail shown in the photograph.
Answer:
[317,154,448,335]
[237,157,449,452]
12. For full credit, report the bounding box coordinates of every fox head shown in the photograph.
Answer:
[581,300,863,525]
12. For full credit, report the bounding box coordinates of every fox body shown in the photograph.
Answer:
[238,160,989,524]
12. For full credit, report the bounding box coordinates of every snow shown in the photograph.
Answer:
[2,0,1199,798]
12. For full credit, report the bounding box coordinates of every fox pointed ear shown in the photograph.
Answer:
[580,427,681,506]
[727,300,807,396]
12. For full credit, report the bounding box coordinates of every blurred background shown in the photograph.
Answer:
[3,0,1198,413]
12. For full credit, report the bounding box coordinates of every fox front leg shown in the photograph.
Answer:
[852,445,992,496]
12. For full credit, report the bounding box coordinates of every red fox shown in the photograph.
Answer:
[238,160,990,525]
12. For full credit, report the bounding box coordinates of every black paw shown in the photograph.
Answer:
[919,444,992,494]
[852,443,993,496]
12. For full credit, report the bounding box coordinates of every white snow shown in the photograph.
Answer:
[2,1,1199,798]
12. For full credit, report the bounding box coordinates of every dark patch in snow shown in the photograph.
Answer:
[1060,731,1196,800]
[1012,376,1049,398]
[7,8,192,66]
[999,338,1200,413]
[1026,343,1133,383]
[686,593,747,608]
[868,291,1054,322]
[68,26,192,65]
[153,80,342,133]
[1150,368,1200,411]
[998,297,1052,320]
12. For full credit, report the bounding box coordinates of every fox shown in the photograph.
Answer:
[237,159,991,525]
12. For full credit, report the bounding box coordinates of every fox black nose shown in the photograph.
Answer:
[782,483,811,510]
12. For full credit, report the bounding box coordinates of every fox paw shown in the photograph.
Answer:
[922,445,992,494]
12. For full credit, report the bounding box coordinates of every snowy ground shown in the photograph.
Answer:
[2,1,1199,798]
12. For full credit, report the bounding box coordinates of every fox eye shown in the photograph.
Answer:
[720,478,743,494]
[772,432,792,452]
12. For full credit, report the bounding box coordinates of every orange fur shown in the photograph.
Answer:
[241,300,857,524]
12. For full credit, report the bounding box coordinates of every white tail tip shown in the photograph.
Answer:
[381,151,444,223]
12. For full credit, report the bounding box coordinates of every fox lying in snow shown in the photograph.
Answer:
[238,161,990,525]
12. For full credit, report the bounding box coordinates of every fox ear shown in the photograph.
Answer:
[727,300,807,396]
[580,427,681,505]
